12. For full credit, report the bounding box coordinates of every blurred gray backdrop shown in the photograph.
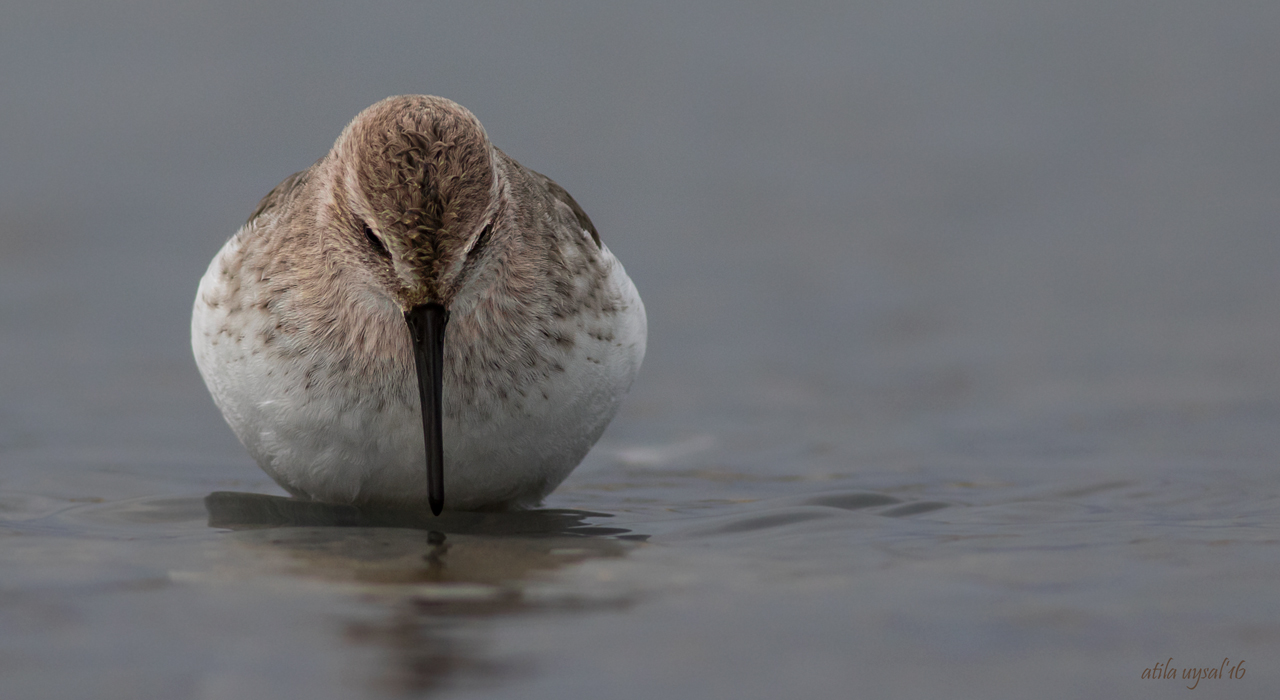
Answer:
[3,2,1278,471]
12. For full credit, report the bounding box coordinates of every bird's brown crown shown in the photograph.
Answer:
[332,95,497,305]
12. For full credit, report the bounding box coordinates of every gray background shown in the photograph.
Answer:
[2,2,1279,698]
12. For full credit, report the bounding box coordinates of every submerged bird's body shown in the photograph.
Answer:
[192,96,645,512]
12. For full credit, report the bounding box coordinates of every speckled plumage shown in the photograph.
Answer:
[192,95,646,511]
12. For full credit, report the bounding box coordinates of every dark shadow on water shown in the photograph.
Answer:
[878,501,951,518]
[672,490,954,538]
[795,492,904,510]
[205,490,647,540]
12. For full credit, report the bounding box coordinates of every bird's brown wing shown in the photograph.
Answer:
[528,169,602,250]
[245,169,311,225]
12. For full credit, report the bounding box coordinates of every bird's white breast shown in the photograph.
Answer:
[192,228,645,510]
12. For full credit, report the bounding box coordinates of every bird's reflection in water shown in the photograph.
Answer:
[205,492,643,695]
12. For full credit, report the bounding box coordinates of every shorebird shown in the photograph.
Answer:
[192,95,646,514]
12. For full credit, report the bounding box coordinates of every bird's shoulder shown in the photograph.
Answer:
[533,169,602,250]
[498,150,602,250]
[245,168,313,226]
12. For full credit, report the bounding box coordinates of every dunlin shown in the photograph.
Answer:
[192,95,646,514]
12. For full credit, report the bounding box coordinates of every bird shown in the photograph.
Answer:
[192,95,646,515]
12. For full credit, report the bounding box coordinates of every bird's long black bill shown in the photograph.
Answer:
[405,303,449,516]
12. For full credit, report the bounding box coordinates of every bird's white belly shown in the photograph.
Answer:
[192,237,646,510]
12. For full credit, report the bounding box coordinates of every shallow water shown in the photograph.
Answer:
[4,1,1280,698]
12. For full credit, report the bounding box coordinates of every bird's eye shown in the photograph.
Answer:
[364,223,390,258]
[466,223,493,264]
